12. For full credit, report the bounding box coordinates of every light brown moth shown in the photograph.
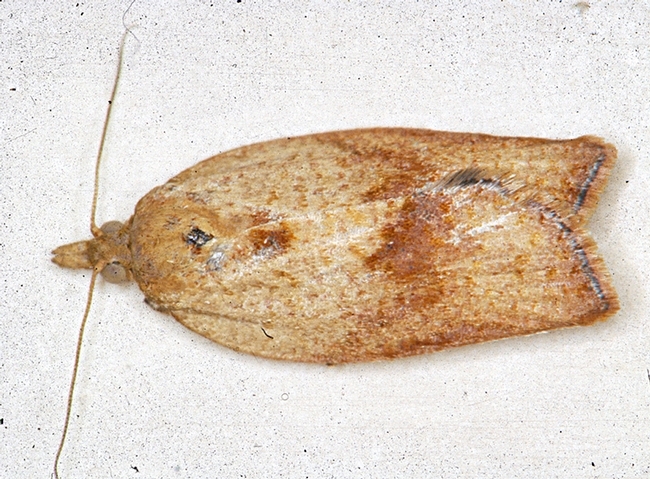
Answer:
[54,128,618,363]
[51,32,618,478]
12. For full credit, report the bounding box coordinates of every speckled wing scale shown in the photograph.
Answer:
[54,128,618,364]
[131,129,619,361]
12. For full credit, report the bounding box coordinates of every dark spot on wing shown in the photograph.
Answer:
[437,168,486,188]
[247,222,294,259]
[185,227,214,248]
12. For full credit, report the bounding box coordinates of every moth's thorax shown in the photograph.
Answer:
[52,220,134,283]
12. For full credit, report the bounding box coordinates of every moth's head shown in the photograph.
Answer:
[52,220,133,283]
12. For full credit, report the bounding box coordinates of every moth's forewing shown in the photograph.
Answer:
[126,129,618,363]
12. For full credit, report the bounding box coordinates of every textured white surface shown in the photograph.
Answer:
[1,1,648,478]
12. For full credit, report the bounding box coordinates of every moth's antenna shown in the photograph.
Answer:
[54,23,136,478]
[53,268,101,479]
[90,28,133,236]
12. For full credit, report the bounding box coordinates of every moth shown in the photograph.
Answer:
[50,29,621,479]
[53,127,619,364]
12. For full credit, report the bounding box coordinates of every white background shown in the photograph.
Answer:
[2,1,648,478]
